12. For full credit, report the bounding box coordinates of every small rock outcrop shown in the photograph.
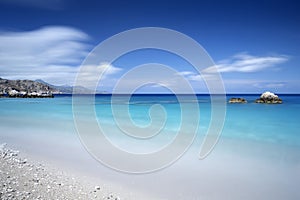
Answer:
[255,91,282,104]
[228,97,247,103]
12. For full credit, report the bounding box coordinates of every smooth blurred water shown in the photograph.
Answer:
[1,94,299,145]
[0,94,300,199]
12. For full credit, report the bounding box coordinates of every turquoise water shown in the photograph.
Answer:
[1,94,300,199]
[1,94,299,146]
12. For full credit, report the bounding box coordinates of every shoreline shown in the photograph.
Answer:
[1,131,300,200]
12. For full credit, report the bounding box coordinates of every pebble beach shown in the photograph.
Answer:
[0,143,121,200]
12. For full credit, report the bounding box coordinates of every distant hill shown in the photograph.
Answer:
[35,79,92,94]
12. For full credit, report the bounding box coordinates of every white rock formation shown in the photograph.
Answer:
[256,91,282,104]
[8,89,19,96]
[260,91,278,100]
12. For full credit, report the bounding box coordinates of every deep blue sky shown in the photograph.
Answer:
[0,0,299,93]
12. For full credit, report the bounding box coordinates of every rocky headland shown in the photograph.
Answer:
[0,78,94,97]
[0,78,55,98]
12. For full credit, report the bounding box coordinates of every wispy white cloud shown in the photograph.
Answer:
[253,82,286,89]
[76,63,122,88]
[174,51,290,93]
[175,71,214,82]
[203,52,289,73]
[0,26,123,86]
[222,79,287,91]
[187,74,202,81]
[0,26,89,67]
[176,71,195,76]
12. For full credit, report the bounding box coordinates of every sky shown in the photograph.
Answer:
[0,0,299,93]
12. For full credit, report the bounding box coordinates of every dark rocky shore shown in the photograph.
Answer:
[0,78,55,98]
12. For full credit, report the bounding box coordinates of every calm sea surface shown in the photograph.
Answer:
[1,94,299,199]
[1,94,299,145]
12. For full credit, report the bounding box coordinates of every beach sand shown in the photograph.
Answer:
[1,136,300,200]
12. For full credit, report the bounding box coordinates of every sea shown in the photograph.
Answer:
[0,94,299,199]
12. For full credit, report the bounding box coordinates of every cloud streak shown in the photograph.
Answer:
[77,63,122,88]
[177,52,289,82]
[0,26,89,67]
[0,26,123,85]
[203,53,288,73]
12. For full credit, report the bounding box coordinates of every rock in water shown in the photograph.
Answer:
[255,91,282,104]
[228,97,247,103]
